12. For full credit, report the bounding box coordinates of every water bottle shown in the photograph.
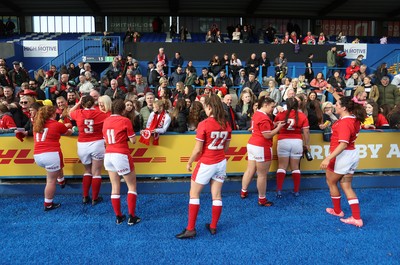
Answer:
[305,149,313,161]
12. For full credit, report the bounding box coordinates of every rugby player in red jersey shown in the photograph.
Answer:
[240,96,285,206]
[102,99,141,225]
[33,105,72,211]
[274,97,310,198]
[70,95,110,205]
[320,96,367,227]
[176,95,232,239]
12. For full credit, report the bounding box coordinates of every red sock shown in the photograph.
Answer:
[111,195,122,216]
[186,198,200,231]
[292,170,301,192]
[258,196,266,204]
[127,191,137,216]
[44,198,53,207]
[348,198,361,219]
[57,177,65,186]
[82,174,92,197]
[276,169,286,191]
[331,195,342,214]
[91,176,102,200]
[210,200,222,229]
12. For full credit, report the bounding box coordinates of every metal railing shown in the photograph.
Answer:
[37,39,83,71]
[369,48,400,75]
[36,36,122,72]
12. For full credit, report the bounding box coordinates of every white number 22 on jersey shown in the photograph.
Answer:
[208,131,228,150]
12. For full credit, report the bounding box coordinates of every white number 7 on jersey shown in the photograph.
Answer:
[208,131,228,150]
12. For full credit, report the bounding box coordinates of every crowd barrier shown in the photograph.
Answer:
[0,130,399,179]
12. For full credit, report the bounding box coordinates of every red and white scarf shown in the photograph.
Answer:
[157,54,166,65]
[139,110,166,145]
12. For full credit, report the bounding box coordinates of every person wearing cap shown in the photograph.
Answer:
[146,61,155,85]
[40,70,59,95]
[8,61,29,93]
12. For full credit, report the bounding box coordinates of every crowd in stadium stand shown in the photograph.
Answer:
[1,37,400,135]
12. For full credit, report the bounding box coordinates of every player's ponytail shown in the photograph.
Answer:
[340,96,366,123]
[81,95,95,109]
[205,94,227,129]
[284,97,299,125]
[33,105,56,133]
[257,95,275,108]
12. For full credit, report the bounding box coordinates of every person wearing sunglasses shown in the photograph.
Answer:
[10,95,34,128]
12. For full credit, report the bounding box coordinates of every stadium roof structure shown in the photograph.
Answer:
[1,0,400,19]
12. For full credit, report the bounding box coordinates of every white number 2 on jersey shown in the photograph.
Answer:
[286,118,295,130]
[208,131,228,150]
[84,119,94,133]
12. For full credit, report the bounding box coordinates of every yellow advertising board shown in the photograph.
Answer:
[0,131,399,178]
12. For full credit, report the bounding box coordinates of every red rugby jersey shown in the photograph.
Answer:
[70,108,110,142]
[102,115,135,155]
[248,110,273,147]
[330,115,360,152]
[274,110,309,140]
[34,119,69,154]
[195,117,232,164]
